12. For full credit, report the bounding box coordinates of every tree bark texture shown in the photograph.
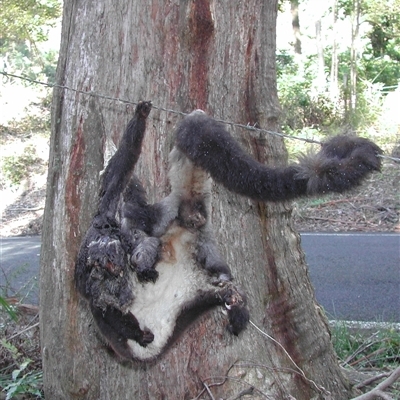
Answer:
[40,1,351,399]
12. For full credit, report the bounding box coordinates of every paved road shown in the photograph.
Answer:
[301,233,399,322]
[0,236,41,304]
[0,233,399,322]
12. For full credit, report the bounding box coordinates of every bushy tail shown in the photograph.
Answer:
[176,111,382,202]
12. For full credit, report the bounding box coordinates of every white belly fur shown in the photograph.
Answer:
[127,224,211,361]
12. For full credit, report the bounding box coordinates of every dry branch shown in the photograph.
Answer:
[351,366,400,400]
[355,372,392,390]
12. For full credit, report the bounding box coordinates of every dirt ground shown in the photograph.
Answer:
[293,160,400,233]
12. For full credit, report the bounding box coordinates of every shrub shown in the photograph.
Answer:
[2,145,42,185]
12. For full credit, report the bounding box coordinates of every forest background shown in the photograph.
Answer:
[0,0,399,398]
[1,0,399,237]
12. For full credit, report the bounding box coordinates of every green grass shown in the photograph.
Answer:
[0,306,43,400]
[332,322,400,369]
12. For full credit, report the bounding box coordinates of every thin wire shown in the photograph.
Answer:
[0,70,319,144]
[250,320,330,395]
[2,70,400,163]
[378,154,400,163]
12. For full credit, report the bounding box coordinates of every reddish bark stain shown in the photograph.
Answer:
[162,4,182,103]
[65,116,87,357]
[65,115,86,255]
[260,205,311,395]
[244,28,258,127]
[151,2,159,22]
[131,42,139,65]
[188,0,214,110]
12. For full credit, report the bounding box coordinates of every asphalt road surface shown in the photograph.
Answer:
[301,233,399,322]
[0,236,41,305]
[0,233,399,322]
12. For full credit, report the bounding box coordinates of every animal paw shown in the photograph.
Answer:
[136,267,159,283]
[130,236,160,282]
[87,235,126,277]
[138,328,154,347]
[223,286,250,336]
[210,273,232,287]
[136,101,152,119]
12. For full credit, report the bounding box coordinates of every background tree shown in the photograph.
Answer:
[0,0,61,80]
[362,0,400,88]
[277,0,400,134]
[349,0,361,117]
[315,18,326,93]
[290,0,302,54]
[40,1,352,399]
[330,0,340,100]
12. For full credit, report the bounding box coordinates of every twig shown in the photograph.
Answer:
[249,321,330,396]
[342,332,380,366]
[192,378,227,400]
[202,376,271,399]
[355,372,392,389]
[7,322,39,340]
[7,207,44,212]
[302,216,348,223]
[307,198,361,208]
[351,366,400,400]
[226,386,255,400]
[14,303,40,315]
[349,347,387,367]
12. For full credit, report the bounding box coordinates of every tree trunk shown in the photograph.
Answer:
[330,0,339,101]
[40,1,352,399]
[315,19,326,93]
[350,0,361,115]
[291,0,302,55]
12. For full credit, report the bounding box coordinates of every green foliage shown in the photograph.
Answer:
[0,305,43,399]
[362,0,400,87]
[0,342,43,399]
[351,80,385,127]
[1,40,59,83]
[0,283,42,398]
[277,53,342,131]
[362,54,400,88]
[333,48,385,127]
[41,48,58,81]
[0,0,61,45]
[0,297,17,321]
[1,144,42,185]
[4,101,52,135]
[337,0,354,17]
[0,0,61,82]
[277,0,400,134]
[332,323,400,368]
[1,362,43,400]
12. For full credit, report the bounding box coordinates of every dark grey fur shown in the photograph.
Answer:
[75,108,381,361]
[176,112,382,201]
